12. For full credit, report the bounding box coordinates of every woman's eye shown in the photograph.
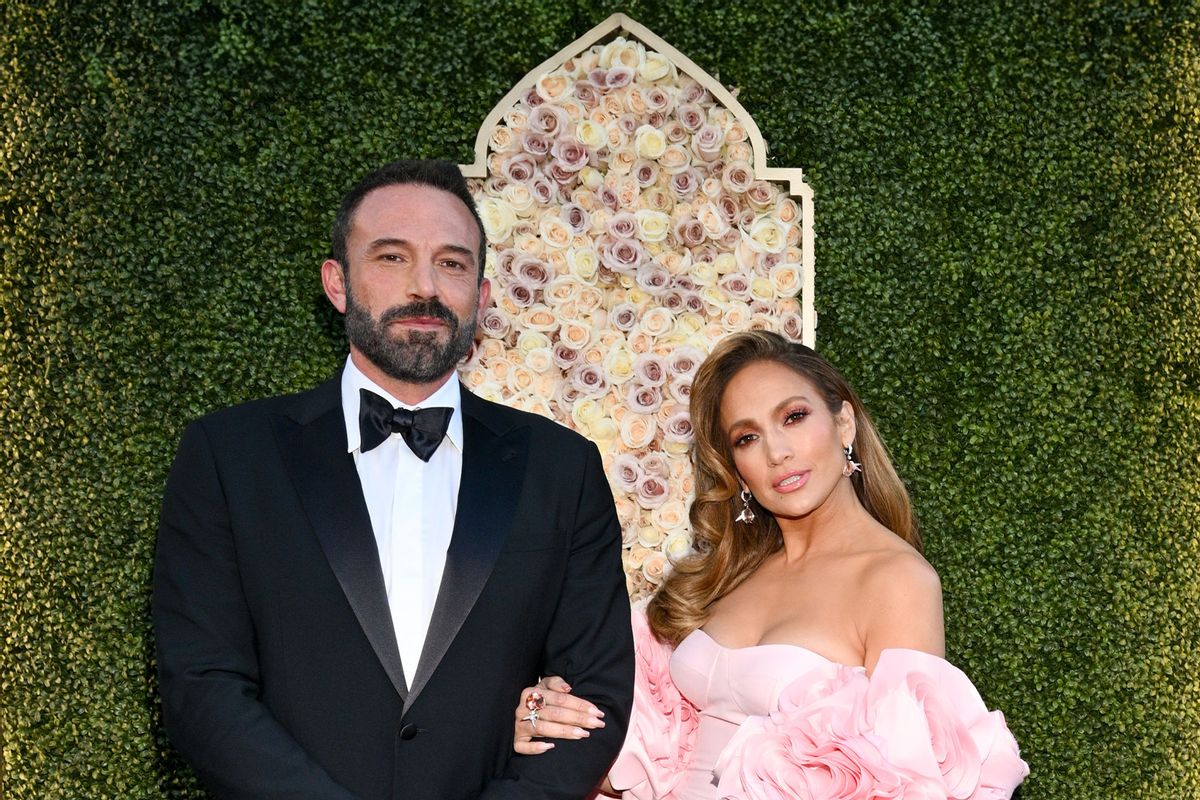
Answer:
[733,433,756,448]
[784,409,808,424]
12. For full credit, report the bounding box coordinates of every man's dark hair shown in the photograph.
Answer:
[330,159,487,284]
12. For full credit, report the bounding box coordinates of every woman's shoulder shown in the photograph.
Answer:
[848,523,941,600]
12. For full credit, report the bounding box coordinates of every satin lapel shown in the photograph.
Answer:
[275,383,408,700]
[406,396,530,706]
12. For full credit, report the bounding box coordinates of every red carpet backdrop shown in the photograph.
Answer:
[2,2,1198,798]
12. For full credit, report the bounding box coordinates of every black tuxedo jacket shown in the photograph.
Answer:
[153,374,634,799]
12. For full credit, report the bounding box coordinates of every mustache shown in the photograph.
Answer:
[378,299,458,328]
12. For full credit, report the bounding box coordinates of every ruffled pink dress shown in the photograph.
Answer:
[609,611,1028,800]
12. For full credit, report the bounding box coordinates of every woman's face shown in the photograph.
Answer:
[719,360,855,522]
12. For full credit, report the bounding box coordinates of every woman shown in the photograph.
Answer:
[514,331,1028,799]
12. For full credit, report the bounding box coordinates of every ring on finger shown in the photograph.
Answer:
[524,690,545,712]
[521,708,540,730]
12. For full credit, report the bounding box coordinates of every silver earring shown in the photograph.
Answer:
[843,443,862,477]
[736,489,756,523]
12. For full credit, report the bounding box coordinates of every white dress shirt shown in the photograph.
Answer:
[341,357,463,683]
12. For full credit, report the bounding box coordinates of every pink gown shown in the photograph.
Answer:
[609,611,1029,800]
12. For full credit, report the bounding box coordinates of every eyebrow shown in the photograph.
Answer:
[365,238,477,264]
[726,395,812,434]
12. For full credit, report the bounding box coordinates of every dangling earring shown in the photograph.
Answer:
[735,489,756,523]
[843,443,862,477]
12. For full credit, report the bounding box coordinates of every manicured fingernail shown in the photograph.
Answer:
[540,742,555,752]
[575,728,590,738]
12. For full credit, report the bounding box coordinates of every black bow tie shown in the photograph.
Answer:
[358,388,454,462]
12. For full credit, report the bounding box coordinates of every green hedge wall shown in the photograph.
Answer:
[2,0,1198,797]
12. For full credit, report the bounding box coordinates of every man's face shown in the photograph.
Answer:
[330,183,490,385]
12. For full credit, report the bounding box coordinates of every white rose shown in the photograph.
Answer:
[477,197,516,244]
[634,125,667,159]
[634,209,671,243]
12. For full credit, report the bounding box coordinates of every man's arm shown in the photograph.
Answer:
[480,441,635,799]
[153,420,359,800]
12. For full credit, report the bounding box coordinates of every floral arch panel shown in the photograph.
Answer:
[459,14,814,603]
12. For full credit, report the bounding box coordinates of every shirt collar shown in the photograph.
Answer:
[341,356,464,455]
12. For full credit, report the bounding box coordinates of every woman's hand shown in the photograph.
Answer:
[513,675,606,755]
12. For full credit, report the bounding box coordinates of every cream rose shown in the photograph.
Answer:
[535,70,574,103]
[634,124,667,159]
[639,306,675,338]
[559,321,592,351]
[634,209,671,243]
[619,412,658,450]
[652,500,688,533]
[603,345,636,385]
[538,215,574,249]
[743,214,788,254]
[478,197,517,244]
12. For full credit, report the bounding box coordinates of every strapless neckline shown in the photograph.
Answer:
[692,627,854,667]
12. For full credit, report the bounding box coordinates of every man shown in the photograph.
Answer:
[153,159,634,799]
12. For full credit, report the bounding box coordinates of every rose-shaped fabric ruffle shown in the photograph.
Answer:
[713,649,1028,800]
[608,604,699,800]
[866,649,1028,798]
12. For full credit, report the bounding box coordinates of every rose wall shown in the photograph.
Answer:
[2,2,1198,799]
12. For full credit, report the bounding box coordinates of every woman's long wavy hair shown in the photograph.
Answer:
[647,331,919,646]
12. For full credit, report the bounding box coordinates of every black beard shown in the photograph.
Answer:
[343,287,478,385]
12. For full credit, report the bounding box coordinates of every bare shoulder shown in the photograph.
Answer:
[861,541,942,603]
[856,530,944,661]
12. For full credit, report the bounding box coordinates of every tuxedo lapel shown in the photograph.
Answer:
[275,377,408,700]
[406,389,530,707]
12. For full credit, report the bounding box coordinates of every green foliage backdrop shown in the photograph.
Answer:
[2,0,1198,797]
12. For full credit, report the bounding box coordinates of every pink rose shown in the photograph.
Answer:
[529,175,555,204]
[633,159,659,187]
[626,383,663,415]
[598,185,620,211]
[598,236,644,275]
[520,86,543,107]
[611,453,643,492]
[663,411,694,444]
[677,103,705,132]
[529,104,569,137]
[545,161,579,186]
[502,153,538,184]
[560,203,591,235]
[635,473,670,509]
[478,308,510,340]
[521,130,552,159]
[669,169,701,199]
[605,65,635,89]
[663,120,690,144]
[514,255,551,288]
[640,452,671,479]
[610,302,639,332]
[550,137,590,172]
[552,341,582,368]
[644,86,671,111]
[573,80,601,106]
[661,290,685,313]
[607,211,639,239]
[674,218,706,247]
[569,362,608,396]
[693,123,724,161]
[668,346,706,378]
[504,281,536,309]
[633,353,668,387]
[636,262,670,295]
[678,80,708,105]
